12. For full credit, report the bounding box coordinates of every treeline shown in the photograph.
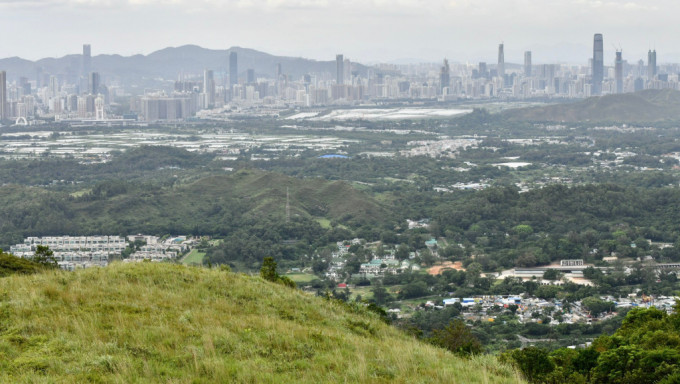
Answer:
[417,184,680,270]
[503,305,680,383]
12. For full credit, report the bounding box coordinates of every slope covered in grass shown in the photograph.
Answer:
[0,262,522,383]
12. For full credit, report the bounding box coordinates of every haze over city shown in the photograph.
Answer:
[1,0,679,63]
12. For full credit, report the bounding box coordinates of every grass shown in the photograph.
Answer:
[0,263,524,383]
[69,188,91,198]
[284,273,317,283]
[316,218,332,229]
[181,249,206,266]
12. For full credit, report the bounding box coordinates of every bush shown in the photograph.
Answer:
[429,320,483,356]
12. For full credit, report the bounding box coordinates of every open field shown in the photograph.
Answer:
[181,249,205,265]
[284,272,317,283]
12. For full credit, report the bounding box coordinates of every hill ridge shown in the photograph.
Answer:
[0,262,522,383]
[503,89,680,123]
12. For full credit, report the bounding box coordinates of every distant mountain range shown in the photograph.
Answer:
[503,89,680,123]
[0,45,368,86]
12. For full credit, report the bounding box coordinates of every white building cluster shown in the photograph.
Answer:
[9,234,194,270]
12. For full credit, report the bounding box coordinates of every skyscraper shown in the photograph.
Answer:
[203,69,215,107]
[592,34,604,95]
[88,72,100,95]
[439,59,450,94]
[615,50,623,94]
[82,44,91,77]
[0,71,6,121]
[49,75,60,98]
[336,54,344,85]
[229,51,238,87]
[648,49,657,80]
[497,43,505,78]
[524,51,532,77]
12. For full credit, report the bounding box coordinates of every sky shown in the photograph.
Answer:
[0,0,678,65]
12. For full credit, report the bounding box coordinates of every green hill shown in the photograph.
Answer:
[0,263,522,383]
[503,89,680,123]
[0,169,387,248]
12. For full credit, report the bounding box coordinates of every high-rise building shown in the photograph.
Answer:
[497,43,505,78]
[524,51,532,77]
[478,62,488,79]
[336,54,344,85]
[203,69,215,108]
[49,76,60,98]
[0,71,6,121]
[276,63,282,78]
[88,72,100,95]
[439,59,450,94]
[82,44,91,77]
[229,51,238,87]
[615,50,623,94]
[648,49,657,80]
[592,34,604,95]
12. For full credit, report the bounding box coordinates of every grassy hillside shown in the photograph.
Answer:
[0,169,387,248]
[0,263,522,383]
[503,89,680,123]
[0,252,47,277]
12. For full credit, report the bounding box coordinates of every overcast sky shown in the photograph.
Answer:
[0,0,677,64]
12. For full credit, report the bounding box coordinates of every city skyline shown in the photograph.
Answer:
[0,0,678,64]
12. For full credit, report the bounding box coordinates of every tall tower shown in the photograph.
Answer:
[615,50,623,94]
[524,51,532,77]
[82,44,91,77]
[336,54,344,85]
[439,59,450,94]
[229,51,238,87]
[0,71,6,121]
[95,96,105,120]
[203,69,215,107]
[88,72,100,95]
[49,75,60,98]
[648,49,657,80]
[497,43,505,78]
[592,34,604,95]
[286,187,290,223]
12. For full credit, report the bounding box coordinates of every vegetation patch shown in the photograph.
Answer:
[0,262,522,383]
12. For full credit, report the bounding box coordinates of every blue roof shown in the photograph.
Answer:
[318,154,349,159]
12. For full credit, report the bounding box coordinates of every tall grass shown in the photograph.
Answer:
[0,262,524,383]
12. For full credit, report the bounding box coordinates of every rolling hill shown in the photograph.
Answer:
[0,262,523,383]
[0,169,389,248]
[0,45,368,86]
[502,89,680,123]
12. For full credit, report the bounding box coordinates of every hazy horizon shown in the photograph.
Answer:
[1,0,679,65]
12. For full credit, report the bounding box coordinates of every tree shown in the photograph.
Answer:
[503,347,555,383]
[582,297,615,317]
[429,320,483,356]
[399,281,429,299]
[260,257,296,288]
[543,269,563,281]
[260,257,279,282]
[371,281,392,306]
[32,245,57,268]
[395,244,410,261]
